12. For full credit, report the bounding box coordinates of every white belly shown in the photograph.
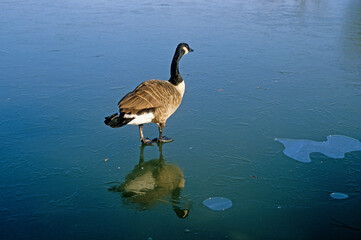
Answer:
[124,171,155,194]
[125,112,154,125]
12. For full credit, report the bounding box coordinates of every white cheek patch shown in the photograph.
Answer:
[182,46,189,55]
[125,112,154,125]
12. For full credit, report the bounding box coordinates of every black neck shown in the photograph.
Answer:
[169,50,183,85]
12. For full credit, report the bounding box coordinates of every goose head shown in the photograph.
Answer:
[177,43,194,56]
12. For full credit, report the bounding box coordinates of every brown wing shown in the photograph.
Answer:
[118,80,166,114]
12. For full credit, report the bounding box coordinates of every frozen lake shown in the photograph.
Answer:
[1,0,361,239]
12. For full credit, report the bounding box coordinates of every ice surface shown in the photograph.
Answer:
[275,135,361,163]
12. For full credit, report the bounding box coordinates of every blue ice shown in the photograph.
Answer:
[275,135,361,163]
[202,197,232,211]
[330,192,349,199]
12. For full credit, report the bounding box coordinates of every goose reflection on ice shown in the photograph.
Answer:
[109,143,190,218]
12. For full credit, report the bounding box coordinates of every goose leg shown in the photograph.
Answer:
[139,124,153,145]
[156,122,174,143]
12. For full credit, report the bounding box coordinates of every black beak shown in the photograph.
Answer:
[189,48,194,52]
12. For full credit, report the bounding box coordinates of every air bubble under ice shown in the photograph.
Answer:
[330,192,349,199]
[202,197,232,211]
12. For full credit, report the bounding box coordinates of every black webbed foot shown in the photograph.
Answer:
[141,138,154,145]
[153,136,174,143]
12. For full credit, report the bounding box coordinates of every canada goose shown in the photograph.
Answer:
[104,43,193,144]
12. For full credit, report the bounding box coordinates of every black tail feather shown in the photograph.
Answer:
[104,113,133,128]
